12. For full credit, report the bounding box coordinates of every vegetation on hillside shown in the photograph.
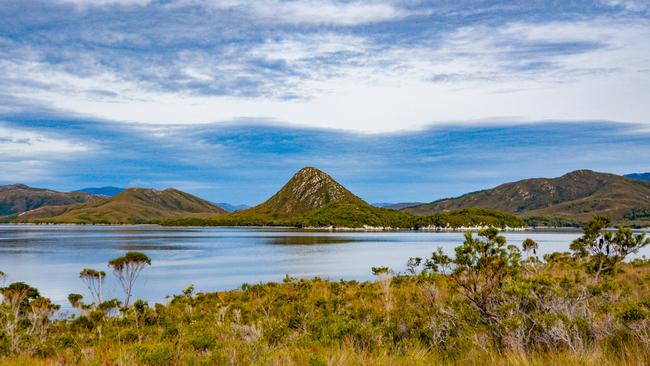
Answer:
[0,215,15,224]
[2,217,650,365]
[523,216,583,228]
[290,201,414,228]
[161,205,526,229]
[625,207,650,221]
[414,208,525,229]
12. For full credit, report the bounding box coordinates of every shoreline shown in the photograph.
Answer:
[0,222,596,232]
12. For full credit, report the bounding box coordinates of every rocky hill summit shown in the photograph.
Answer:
[231,167,366,220]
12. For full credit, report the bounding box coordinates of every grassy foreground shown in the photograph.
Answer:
[2,217,650,365]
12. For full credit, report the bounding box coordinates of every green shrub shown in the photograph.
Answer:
[121,329,139,342]
[188,334,216,351]
[135,344,175,365]
[619,303,648,322]
[308,355,327,366]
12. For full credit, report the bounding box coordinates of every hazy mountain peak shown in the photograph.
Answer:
[216,203,250,212]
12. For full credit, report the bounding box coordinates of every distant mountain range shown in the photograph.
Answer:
[216,203,250,212]
[373,202,425,210]
[75,186,125,196]
[625,173,650,182]
[162,167,523,229]
[3,168,649,227]
[18,188,226,224]
[403,170,650,225]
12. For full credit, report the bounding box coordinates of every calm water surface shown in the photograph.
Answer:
[0,225,624,310]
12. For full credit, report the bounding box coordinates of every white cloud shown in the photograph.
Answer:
[0,125,90,158]
[0,124,91,182]
[1,19,649,133]
[600,0,650,11]
[54,0,153,7]
[0,160,53,182]
[252,33,368,62]
[247,0,408,26]
[172,0,412,25]
[54,0,414,25]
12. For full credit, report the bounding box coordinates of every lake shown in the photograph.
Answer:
[0,225,638,311]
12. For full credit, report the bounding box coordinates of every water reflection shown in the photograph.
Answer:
[267,236,372,245]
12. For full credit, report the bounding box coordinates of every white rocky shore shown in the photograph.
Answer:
[417,225,529,232]
[303,225,530,232]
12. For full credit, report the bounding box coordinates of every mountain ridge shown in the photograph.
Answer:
[19,187,226,224]
[6,168,645,227]
[402,170,650,224]
[0,184,101,216]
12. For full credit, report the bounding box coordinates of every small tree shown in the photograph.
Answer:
[98,298,122,318]
[108,252,151,307]
[406,257,422,275]
[570,216,650,283]
[426,228,521,327]
[80,268,106,305]
[27,297,58,349]
[68,293,84,310]
[1,282,43,354]
[522,238,539,257]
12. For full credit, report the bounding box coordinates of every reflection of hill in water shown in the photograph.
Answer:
[268,236,367,245]
[116,244,196,251]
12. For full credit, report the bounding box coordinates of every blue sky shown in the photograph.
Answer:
[0,1,649,204]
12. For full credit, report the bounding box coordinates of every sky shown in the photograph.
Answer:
[0,0,649,205]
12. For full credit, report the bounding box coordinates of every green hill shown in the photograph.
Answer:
[403,170,650,225]
[20,188,226,224]
[290,201,414,228]
[413,208,525,229]
[227,167,367,223]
